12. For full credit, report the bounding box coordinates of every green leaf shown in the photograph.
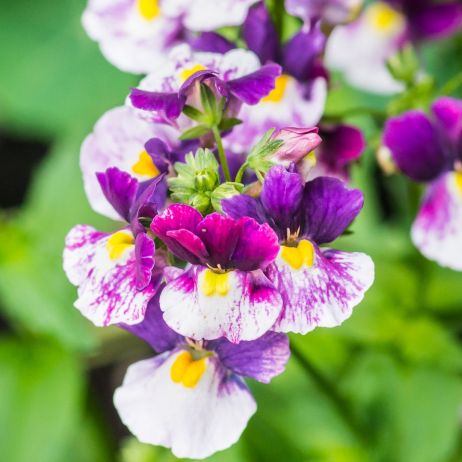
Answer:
[0,337,83,462]
[179,125,211,140]
[183,105,207,123]
[218,117,242,131]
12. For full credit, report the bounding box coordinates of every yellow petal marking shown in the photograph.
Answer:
[137,0,160,21]
[180,64,207,83]
[106,231,135,261]
[200,269,230,296]
[262,74,291,103]
[132,150,160,178]
[455,172,462,197]
[281,239,315,270]
[170,351,207,388]
[366,2,404,33]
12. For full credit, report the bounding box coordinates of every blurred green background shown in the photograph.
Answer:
[1,1,462,461]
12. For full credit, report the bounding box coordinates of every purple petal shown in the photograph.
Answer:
[96,167,138,222]
[129,88,185,120]
[120,288,183,353]
[271,127,323,164]
[143,138,171,173]
[222,194,267,224]
[431,97,462,148]
[195,213,242,268]
[230,217,280,271]
[411,2,462,40]
[302,176,364,244]
[135,233,156,290]
[227,63,282,105]
[282,24,325,81]
[190,32,236,53]
[151,204,204,264]
[383,111,448,182]
[261,166,304,236]
[243,2,279,63]
[208,331,290,383]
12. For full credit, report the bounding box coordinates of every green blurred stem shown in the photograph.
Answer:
[235,162,248,183]
[212,126,231,182]
[439,71,462,96]
[290,341,369,447]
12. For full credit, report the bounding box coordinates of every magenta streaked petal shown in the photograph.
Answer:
[267,244,374,334]
[160,266,282,343]
[209,331,290,383]
[135,233,156,290]
[412,172,462,271]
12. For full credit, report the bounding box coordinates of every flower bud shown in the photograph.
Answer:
[190,193,212,214]
[270,127,322,166]
[194,168,219,191]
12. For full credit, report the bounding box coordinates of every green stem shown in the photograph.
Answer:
[290,341,369,447]
[212,126,231,182]
[439,71,462,96]
[234,162,248,184]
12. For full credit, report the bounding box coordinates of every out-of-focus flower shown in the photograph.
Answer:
[64,168,164,325]
[80,105,196,220]
[151,204,282,343]
[82,0,260,74]
[286,0,363,26]
[223,166,374,334]
[383,97,462,270]
[114,291,290,459]
[326,1,407,94]
[129,44,281,130]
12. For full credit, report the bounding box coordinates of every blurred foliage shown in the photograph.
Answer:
[0,0,462,461]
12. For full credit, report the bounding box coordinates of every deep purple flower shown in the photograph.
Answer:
[115,290,290,459]
[223,166,374,334]
[383,96,462,270]
[150,204,282,343]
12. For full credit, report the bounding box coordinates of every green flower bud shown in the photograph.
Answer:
[190,192,212,214]
[211,182,244,212]
[194,168,219,191]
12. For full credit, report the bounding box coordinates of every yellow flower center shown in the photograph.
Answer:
[180,64,207,83]
[280,239,315,270]
[106,231,135,261]
[200,269,230,297]
[137,0,161,21]
[262,74,291,103]
[455,171,462,197]
[170,351,207,388]
[366,2,404,33]
[131,150,160,178]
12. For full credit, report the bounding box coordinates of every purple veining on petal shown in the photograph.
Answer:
[135,233,156,291]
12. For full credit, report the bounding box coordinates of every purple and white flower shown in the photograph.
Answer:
[64,168,164,326]
[114,291,290,459]
[129,44,281,130]
[82,0,259,74]
[383,96,462,270]
[151,204,282,343]
[223,166,374,334]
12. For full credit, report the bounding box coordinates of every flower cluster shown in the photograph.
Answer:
[65,0,462,458]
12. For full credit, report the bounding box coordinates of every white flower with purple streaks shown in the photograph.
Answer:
[151,204,282,343]
[383,97,462,270]
[114,291,290,459]
[223,166,374,334]
[129,44,281,130]
[64,168,163,326]
[80,105,192,220]
[221,3,327,153]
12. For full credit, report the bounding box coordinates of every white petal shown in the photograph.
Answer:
[114,351,256,459]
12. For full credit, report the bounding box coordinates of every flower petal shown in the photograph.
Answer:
[267,244,374,334]
[160,266,282,343]
[411,2,462,40]
[302,176,364,244]
[208,331,290,383]
[411,172,462,271]
[383,111,449,182]
[135,233,156,290]
[114,352,256,459]
[64,225,156,326]
[431,97,462,148]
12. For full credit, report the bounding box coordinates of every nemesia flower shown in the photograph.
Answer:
[114,290,290,459]
[151,204,282,343]
[220,3,328,153]
[223,166,374,334]
[285,0,363,26]
[64,168,164,326]
[82,0,260,74]
[383,97,462,271]
[129,44,281,129]
[80,105,191,220]
[326,1,406,94]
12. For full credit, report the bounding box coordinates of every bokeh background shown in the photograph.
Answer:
[1,1,462,461]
